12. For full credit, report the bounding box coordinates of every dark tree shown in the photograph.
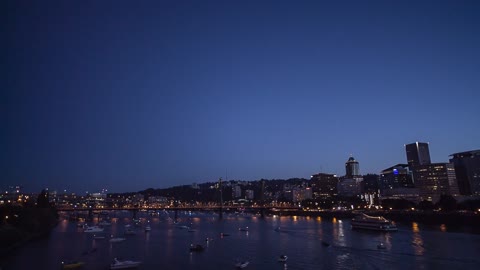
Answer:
[417,200,434,211]
[36,189,50,208]
[436,194,457,212]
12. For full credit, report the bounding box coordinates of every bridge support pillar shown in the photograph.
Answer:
[260,208,265,218]
[219,207,223,219]
[88,209,93,221]
[174,209,178,221]
[133,209,138,220]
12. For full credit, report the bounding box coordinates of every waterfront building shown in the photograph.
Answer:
[405,142,431,168]
[362,174,379,193]
[414,163,459,202]
[245,189,254,200]
[292,187,312,202]
[338,177,362,197]
[449,150,480,195]
[338,156,363,197]
[380,164,414,189]
[380,187,421,203]
[233,185,242,198]
[310,173,338,198]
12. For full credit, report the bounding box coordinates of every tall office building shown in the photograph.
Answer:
[380,164,414,189]
[345,156,360,178]
[414,163,459,202]
[405,142,431,168]
[449,150,480,195]
[310,173,338,198]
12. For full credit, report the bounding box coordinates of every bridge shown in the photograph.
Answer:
[57,206,302,220]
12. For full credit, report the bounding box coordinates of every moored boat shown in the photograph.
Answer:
[278,255,288,262]
[99,220,111,226]
[351,213,397,231]
[84,226,104,233]
[110,258,141,269]
[189,244,204,252]
[109,237,126,243]
[235,261,249,268]
[93,234,106,239]
[61,261,84,269]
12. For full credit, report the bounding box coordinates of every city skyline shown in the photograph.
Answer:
[4,0,480,193]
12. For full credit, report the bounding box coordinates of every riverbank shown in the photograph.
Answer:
[266,209,480,227]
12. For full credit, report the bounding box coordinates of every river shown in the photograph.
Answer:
[2,211,480,270]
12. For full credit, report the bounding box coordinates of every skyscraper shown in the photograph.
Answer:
[405,142,431,168]
[345,156,360,178]
[413,163,459,202]
[449,150,480,195]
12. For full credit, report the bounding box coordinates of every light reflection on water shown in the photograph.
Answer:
[2,213,480,270]
[411,222,424,256]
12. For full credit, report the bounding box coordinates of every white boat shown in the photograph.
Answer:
[109,237,126,243]
[238,227,249,232]
[110,258,141,269]
[278,255,288,262]
[351,213,398,231]
[84,226,104,233]
[99,221,111,226]
[177,225,190,229]
[93,234,106,239]
[144,226,151,231]
[235,261,249,268]
[124,228,136,235]
[377,242,387,249]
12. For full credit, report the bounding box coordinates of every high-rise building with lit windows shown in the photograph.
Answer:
[413,163,459,202]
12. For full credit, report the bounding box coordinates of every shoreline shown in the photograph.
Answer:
[266,209,480,227]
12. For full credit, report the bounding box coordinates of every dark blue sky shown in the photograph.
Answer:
[3,0,480,193]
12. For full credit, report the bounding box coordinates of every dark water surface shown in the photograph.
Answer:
[2,212,480,270]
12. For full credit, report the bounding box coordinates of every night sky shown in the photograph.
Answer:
[3,0,480,193]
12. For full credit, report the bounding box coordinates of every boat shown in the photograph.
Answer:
[377,242,387,249]
[110,258,141,269]
[235,261,249,268]
[177,225,190,229]
[144,225,151,232]
[238,227,249,232]
[61,261,84,269]
[93,234,106,239]
[189,244,205,252]
[109,237,126,243]
[124,228,136,235]
[278,255,288,262]
[99,221,111,226]
[351,213,398,231]
[220,233,230,237]
[84,226,104,233]
[187,229,197,232]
